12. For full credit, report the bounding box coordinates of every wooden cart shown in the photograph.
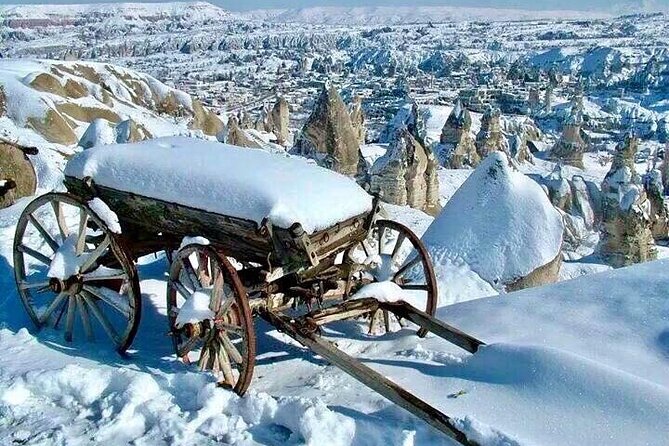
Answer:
[14,168,483,444]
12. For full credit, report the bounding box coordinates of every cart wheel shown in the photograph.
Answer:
[13,192,141,354]
[167,244,256,396]
[350,219,437,338]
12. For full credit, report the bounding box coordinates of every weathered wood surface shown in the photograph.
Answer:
[262,309,478,445]
[64,176,374,271]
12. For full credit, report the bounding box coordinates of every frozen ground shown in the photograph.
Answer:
[1,187,668,445]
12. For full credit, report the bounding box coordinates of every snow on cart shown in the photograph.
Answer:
[13,137,483,444]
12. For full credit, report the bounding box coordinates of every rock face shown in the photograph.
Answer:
[0,60,225,145]
[269,97,290,145]
[225,116,262,148]
[349,95,366,145]
[550,100,588,168]
[0,85,5,117]
[600,133,656,267]
[422,152,564,292]
[292,83,365,178]
[538,165,602,254]
[115,118,152,144]
[0,141,37,209]
[475,106,508,159]
[437,100,479,168]
[370,126,440,215]
[509,134,533,164]
[643,169,669,240]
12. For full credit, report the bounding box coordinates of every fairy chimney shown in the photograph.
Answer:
[509,134,533,164]
[370,126,441,215]
[643,169,669,241]
[475,106,508,159]
[437,100,479,168]
[600,133,656,267]
[226,116,262,149]
[292,83,365,178]
[349,95,366,145]
[269,97,290,145]
[549,99,587,168]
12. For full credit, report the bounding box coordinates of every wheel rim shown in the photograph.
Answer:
[350,219,437,337]
[13,193,141,353]
[167,244,256,395]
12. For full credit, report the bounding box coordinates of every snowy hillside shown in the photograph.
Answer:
[237,6,611,25]
[0,59,223,147]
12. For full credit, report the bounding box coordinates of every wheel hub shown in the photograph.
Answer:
[49,275,83,295]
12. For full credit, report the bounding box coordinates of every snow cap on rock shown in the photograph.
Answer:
[422,152,564,289]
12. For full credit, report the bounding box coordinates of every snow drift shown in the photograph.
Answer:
[422,152,563,290]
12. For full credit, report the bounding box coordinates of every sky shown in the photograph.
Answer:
[0,0,666,13]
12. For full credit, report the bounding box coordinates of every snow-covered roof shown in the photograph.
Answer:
[64,137,373,233]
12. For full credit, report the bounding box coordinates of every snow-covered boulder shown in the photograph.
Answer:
[78,118,116,149]
[422,152,564,292]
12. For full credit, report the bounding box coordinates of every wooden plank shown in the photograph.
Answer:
[261,310,476,445]
[304,297,379,326]
[381,301,485,354]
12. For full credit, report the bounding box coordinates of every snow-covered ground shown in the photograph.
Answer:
[2,184,668,445]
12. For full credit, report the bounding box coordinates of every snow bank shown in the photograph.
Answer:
[0,330,355,445]
[423,152,563,287]
[64,136,373,233]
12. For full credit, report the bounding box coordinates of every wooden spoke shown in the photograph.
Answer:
[210,270,224,312]
[18,244,52,266]
[64,296,76,342]
[79,236,111,274]
[218,294,235,316]
[220,332,243,364]
[217,322,245,336]
[177,336,201,358]
[81,291,120,346]
[53,299,68,329]
[218,343,235,385]
[51,201,69,241]
[76,210,89,255]
[19,280,51,290]
[82,273,127,283]
[172,280,193,300]
[181,257,201,291]
[391,232,407,263]
[399,284,429,291]
[77,295,94,341]
[198,345,211,371]
[38,291,68,325]
[394,255,421,279]
[377,226,385,254]
[28,214,59,252]
[83,285,131,318]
